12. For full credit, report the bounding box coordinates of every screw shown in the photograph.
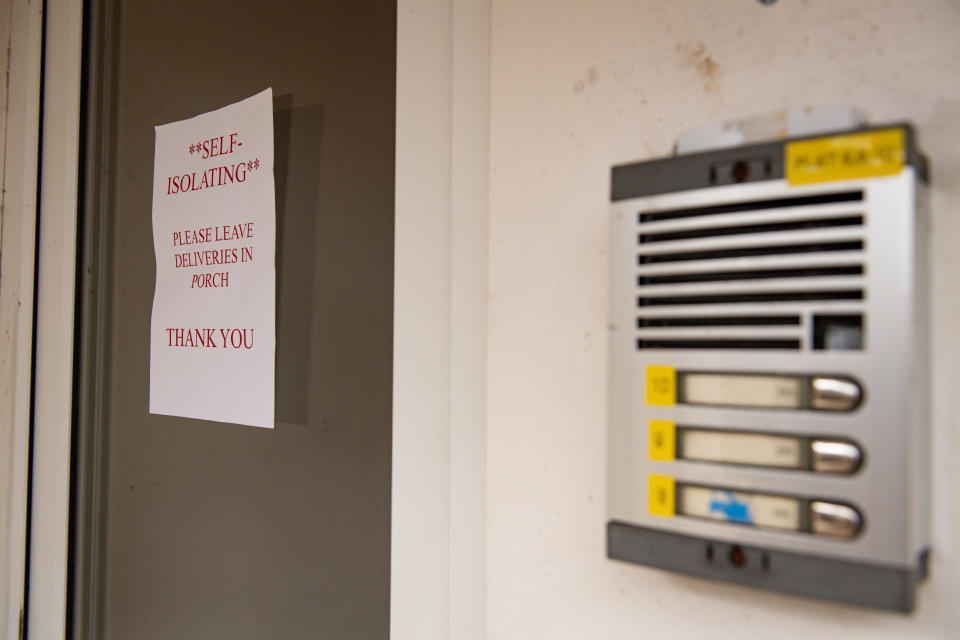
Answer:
[729,545,747,568]
[732,161,750,182]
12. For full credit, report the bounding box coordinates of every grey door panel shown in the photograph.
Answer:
[73,2,395,638]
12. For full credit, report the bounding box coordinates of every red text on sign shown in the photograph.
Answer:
[191,272,229,288]
[166,327,254,349]
[199,133,240,159]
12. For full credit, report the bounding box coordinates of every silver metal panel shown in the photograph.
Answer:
[608,169,928,569]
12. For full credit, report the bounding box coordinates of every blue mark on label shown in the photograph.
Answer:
[708,490,754,525]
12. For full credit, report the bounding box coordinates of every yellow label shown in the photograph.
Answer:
[649,420,676,461]
[786,128,904,185]
[648,474,675,517]
[645,365,676,406]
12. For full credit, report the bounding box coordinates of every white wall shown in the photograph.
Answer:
[487,1,960,637]
[1,2,8,252]
[0,0,10,626]
[0,0,42,637]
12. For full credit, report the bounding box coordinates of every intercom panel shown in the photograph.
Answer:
[607,123,929,611]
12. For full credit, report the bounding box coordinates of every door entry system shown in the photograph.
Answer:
[606,120,930,611]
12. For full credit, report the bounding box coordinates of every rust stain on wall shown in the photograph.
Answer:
[676,41,721,92]
[574,66,599,95]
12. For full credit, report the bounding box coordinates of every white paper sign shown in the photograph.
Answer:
[149,88,275,428]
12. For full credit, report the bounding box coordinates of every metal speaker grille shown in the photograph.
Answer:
[635,190,865,351]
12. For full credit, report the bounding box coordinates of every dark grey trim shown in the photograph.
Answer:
[71,0,118,637]
[607,521,927,612]
[611,123,927,201]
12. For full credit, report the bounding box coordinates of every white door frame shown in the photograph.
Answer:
[19,1,490,638]
[392,1,489,638]
[24,0,84,637]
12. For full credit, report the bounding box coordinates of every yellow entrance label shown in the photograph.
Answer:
[649,420,676,461]
[786,128,904,185]
[645,365,676,406]
[648,474,675,517]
